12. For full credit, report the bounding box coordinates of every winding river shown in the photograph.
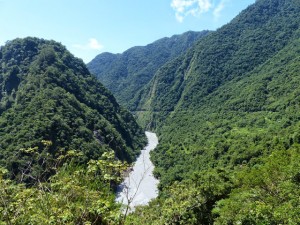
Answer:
[116,131,159,210]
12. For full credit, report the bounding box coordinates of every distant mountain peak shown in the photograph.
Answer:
[87,30,210,108]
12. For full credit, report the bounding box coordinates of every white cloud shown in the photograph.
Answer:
[73,38,103,51]
[171,0,229,22]
[171,0,195,13]
[87,38,103,50]
[171,0,213,22]
[213,0,227,20]
[197,0,213,13]
[175,13,184,23]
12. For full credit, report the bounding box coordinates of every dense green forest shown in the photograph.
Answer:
[2,0,300,224]
[92,0,300,224]
[0,38,146,224]
[87,31,209,108]
[131,0,300,224]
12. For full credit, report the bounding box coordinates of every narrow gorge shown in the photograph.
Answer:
[116,132,159,211]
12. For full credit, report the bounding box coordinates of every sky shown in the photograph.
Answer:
[0,0,255,63]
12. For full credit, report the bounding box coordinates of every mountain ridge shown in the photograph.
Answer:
[134,0,300,128]
[124,0,300,223]
[87,30,210,107]
[0,37,146,182]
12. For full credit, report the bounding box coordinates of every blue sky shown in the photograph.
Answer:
[0,0,255,63]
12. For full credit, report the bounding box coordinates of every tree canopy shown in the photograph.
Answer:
[0,37,146,183]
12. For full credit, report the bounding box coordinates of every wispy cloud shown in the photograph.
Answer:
[171,0,195,22]
[171,0,212,22]
[73,38,103,51]
[213,0,227,20]
[171,0,229,22]
[0,40,5,47]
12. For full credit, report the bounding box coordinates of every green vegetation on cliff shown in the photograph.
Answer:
[0,37,147,224]
[0,37,146,182]
[87,31,209,108]
[124,0,300,223]
[2,0,300,223]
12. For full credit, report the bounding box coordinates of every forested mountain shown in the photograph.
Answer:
[124,0,300,223]
[0,37,148,224]
[134,0,300,127]
[0,37,146,183]
[87,31,209,107]
[2,0,300,223]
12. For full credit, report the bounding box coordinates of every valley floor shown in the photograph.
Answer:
[116,132,159,210]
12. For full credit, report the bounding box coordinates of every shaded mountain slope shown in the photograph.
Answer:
[0,37,146,182]
[135,0,300,128]
[153,34,300,185]
[87,31,210,107]
[141,0,300,186]
[125,1,300,224]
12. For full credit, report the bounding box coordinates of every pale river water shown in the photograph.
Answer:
[116,131,159,210]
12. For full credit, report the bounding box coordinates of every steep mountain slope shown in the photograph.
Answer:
[142,0,300,184]
[125,0,300,224]
[153,33,300,185]
[0,37,146,182]
[135,0,300,128]
[87,31,210,107]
